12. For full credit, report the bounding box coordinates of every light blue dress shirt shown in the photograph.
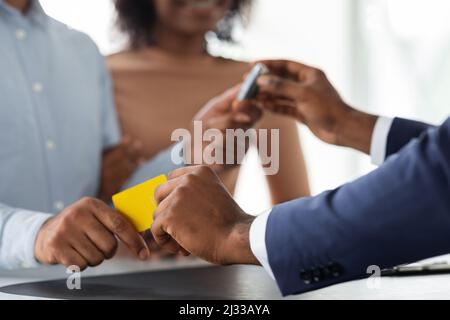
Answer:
[0,0,180,269]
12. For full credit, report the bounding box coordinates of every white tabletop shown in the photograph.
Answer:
[1,255,450,300]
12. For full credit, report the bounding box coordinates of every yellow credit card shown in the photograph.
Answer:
[112,174,167,232]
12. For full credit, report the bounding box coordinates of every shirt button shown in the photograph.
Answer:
[46,140,56,150]
[32,82,43,93]
[15,29,26,40]
[54,201,65,211]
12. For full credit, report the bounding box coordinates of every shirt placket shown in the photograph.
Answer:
[12,19,66,214]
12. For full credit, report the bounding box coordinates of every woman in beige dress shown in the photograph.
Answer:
[108,0,310,205]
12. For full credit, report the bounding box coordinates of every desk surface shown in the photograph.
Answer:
[1,256,450,299]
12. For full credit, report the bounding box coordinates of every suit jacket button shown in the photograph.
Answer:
[329,262,344,277]
[312,269,323,282]
[322,266,332,278]
[299,270,313,284]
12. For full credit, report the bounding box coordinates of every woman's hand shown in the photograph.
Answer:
[99,137,146,201]
[191,85,263,172]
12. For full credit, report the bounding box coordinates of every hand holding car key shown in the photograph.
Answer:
[236,63,270,101]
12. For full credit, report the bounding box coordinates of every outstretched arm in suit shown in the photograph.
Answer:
[148,59,450,296]
[148,116,450,295]
[265,117,450,295]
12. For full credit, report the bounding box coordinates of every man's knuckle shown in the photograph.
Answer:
[83,196,102,209]
[62,256,81,269]
[170,199,186,216]
[154,185,163,200]
[111,216,128,233]
[168,168,180,179]
[150,223,158,236]
[197,165,213,176]
[70,207,85,218]
[153,207,160,220]
[154,205,166,221]
[80,196,93,205]
[66,212,89,228]
[269,77,283,89]
[164,214,176,229]
[61,207,75,219]
[59,257,70,267]
[312,68,325,78]
[78,262,88,271]
[57,224,71,238]
[175,185,190,197]
[47,254,58,265]
[89,256,104,267]
[47,235,61,249]
[183,173,197,184]
[105,240,118,258]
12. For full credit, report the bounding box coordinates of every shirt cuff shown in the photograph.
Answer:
[2,210,52,269]
[370,116,394,166]
[249,209,275,279]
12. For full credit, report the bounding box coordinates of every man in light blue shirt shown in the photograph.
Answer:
[0,0,261,270]
[0,0,187,270]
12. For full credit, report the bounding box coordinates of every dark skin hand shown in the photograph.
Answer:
[103,86,262,261]
[111,85,261,260]
[152,165,259,265]
[5,0,29,13]
[99,137,145,202]
[255,60,378,154]
[35,197,150,270]
[191,85,263,172]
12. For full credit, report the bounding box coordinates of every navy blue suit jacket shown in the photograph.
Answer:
[266,117,450,296]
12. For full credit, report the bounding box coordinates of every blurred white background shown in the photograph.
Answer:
[40,0,450,213]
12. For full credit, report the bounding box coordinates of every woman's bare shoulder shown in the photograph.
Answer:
[107,50,134,66]
[107,49,155,72]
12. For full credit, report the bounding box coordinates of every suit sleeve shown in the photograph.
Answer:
[265,117,450,296]
[385,117,434,159]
